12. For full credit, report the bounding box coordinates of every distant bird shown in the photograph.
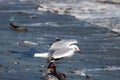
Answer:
[34,39,82,60]
[9,23,28,32]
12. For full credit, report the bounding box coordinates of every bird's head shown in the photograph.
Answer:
[71,45,82,54]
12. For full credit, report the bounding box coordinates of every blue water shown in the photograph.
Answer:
[0,0,120,80]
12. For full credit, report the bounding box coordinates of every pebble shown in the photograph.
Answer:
[11,62,20,65]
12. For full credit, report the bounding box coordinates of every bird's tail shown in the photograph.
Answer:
[34,52,48,58]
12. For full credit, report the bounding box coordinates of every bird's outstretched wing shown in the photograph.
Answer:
[51,47,74,59]
[49,39,78,59]
[49,39,78,50]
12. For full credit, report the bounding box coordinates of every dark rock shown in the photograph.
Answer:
[9,23,28,32]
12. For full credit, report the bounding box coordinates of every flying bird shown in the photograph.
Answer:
[34,39,82,60]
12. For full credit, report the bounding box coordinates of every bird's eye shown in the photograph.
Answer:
[74,47,77,50]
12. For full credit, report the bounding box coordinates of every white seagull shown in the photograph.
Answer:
[34,39,82,60]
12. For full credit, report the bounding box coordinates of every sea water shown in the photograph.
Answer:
[0,0,120,80]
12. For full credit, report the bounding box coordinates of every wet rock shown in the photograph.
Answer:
[57,73,66,80]
[6,50,18,54]
[0,64,9,69]
[9,23,28,32]
[46,72,66,80]
[0,64,4,67]
[86,74,90,79]
[64,7,72,13]
[114,34,120,37]
[39,64,45,68]
[11,62,20,65]
[38,69,45,72]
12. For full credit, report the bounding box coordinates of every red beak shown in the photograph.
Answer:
[77,50,82,54]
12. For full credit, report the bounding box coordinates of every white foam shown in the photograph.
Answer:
[38,1,120,19]
[23,22,59,27]
[19,0,27,2]
[67,66,120,76]
[17,40,39,46]
[23,23,43,27]
[72,70,86,76]
[23,40,39,46]
[37,1,120,33]
[83,66,120,72]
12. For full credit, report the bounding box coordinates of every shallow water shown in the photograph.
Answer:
[0,0,120,80]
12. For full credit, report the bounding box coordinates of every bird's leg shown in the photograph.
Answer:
[47,50,55,62]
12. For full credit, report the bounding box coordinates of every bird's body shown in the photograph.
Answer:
[34,39,82,60]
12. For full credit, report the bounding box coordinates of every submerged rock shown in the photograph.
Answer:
[11,62,20,65]
[0,64,4,67]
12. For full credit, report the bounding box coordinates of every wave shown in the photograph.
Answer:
[36,1,120,33]
[22,22,59,27]
[37,1,120,19]
[66,66,120,77]
[82,66,120,72]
